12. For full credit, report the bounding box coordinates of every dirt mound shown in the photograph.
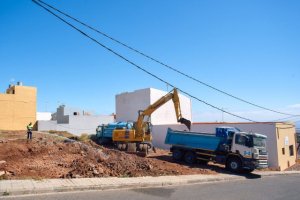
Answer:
[0,131,217,180]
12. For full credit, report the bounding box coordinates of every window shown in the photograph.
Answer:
[289,145,294,156]
[235,135,247,145]
[282,148,285,155]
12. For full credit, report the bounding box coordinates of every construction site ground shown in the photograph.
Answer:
[0,131,222,180]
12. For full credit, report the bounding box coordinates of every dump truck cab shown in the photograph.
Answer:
[228,131,268,170]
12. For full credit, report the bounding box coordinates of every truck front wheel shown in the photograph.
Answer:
[226,157,241,173]
[184,151,196,164]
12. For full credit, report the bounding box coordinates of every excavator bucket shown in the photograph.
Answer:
[178,118,191,130]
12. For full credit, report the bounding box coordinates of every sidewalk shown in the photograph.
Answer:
[0,171,299,196]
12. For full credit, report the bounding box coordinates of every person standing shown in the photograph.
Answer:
[27,122,33,140]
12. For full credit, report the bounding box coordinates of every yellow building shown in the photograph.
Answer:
[275,123,297,170]
[0,83,37,130]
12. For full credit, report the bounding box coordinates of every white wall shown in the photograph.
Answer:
[149,88,192,125]
[152,124,189,149]
[116,88,192,125]
[36,112,52,121]
[116,88,150,122]
[38,115,114,136]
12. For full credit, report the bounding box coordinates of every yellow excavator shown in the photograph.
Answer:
[112,88,191,156]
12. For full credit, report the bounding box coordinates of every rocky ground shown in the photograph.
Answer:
[0,131,219,180]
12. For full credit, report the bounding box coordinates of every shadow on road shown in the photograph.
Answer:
[149,154,262,179]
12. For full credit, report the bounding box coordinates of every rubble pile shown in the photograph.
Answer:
[0,131,216,180]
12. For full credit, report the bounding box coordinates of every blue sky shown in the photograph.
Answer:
[0,0,299,125]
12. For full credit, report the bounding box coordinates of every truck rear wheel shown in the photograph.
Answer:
[226,157,242,173]
[172,149,183,161]
[184,151,196,164]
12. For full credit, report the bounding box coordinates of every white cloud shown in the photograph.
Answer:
[287,104,300,109]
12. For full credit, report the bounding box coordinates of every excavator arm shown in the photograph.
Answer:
[135,88,191,139]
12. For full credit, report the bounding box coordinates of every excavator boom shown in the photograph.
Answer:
[136,88,191,139]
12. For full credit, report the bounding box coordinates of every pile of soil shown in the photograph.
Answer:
[0,131,218,180]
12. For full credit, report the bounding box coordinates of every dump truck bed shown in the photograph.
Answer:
[164,128,223,151]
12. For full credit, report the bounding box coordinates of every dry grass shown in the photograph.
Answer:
[78,133,90,142]
[47,130,75,138]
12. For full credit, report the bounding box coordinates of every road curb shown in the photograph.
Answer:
[1,171,299,197]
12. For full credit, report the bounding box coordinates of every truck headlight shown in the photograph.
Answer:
[253,148,259,159]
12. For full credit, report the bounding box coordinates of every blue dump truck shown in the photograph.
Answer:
[165,127,268,173]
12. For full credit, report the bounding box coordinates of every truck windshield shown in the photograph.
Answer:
[252,137,267,148]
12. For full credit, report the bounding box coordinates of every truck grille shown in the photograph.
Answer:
[257,153,268,168]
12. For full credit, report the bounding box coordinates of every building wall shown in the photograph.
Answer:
[36,112,52,121]
[152,124,187,149]
[116,88,192,125]
[152,122,296,171]
[38,105,114,135]
[275,123,297,170]
[116,88,150,122]
[38,115,114,136]
[0,85,37,130]
[149,88,192,125]
[56,105,69,124]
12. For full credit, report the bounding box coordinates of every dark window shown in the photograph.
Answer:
[289,145,294,156]
[235,135,247,145]
[282,148,285,155]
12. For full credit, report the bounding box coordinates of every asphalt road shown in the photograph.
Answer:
[2,175,300,200]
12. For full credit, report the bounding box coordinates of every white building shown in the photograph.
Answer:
[116,88,192,125]
[36,112,52,121]
[38,105,114,135]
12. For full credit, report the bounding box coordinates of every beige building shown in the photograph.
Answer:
[0,83,37,130]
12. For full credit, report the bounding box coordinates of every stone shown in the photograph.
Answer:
[98,167,104,174]
[0,160,6,165]
[74,174,81,178]
[93,169,99,175]
[0,171,5,177]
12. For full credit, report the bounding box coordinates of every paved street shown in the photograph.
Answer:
[2,174,299,200]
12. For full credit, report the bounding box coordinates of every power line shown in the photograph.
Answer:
[32,0,296,129]
[32,0,257,123]
[35,0,300,117]
[274,116,300,122]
